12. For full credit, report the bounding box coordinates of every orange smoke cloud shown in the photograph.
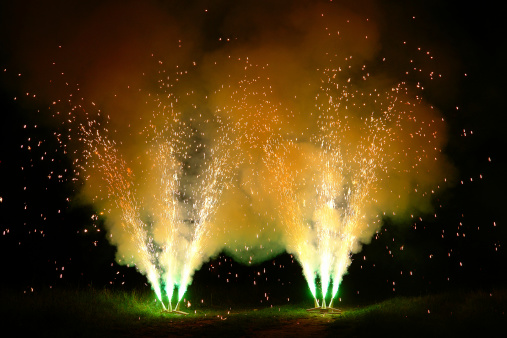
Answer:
[1,0,453,299]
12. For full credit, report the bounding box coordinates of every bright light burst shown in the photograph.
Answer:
[31,1,449,309]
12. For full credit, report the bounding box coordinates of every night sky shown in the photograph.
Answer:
[1,0,506,306]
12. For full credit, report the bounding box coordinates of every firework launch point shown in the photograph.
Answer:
[162,305,189,315]
[163,309,189,315]
[306,299,342,314]
[161,301,188,315]
[306,307,342,314]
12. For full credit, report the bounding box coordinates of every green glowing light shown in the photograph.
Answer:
[320,253,332,302]
[146,267,163,304]
[308,281,317,300]
[165,279,175,311]
[301,262,317,299]
[177,284,187,302]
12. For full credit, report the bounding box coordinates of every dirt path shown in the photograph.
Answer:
[253,317,337,337]
[127,312,351,337]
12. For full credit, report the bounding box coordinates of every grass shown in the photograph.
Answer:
[334,290,506,337]
[1,286,505,337]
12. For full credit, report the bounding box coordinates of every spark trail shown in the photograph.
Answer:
[262,138,319,300]
[176,117,240,306]
[80,122,164,305]
[148,111,189,311]
[10,0,451,309]
[307,59,445,306]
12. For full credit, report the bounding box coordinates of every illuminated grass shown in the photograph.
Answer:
[1,287,505,337]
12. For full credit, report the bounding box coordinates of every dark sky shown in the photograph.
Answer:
[0,0,505,303]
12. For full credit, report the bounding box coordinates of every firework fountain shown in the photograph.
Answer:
[13,1,451,312]
[79,122,165,307]
[147,110,189,312]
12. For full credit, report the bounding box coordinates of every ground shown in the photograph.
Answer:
[2,287,505,337]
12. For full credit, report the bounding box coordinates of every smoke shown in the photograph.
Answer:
[2,0,452,300]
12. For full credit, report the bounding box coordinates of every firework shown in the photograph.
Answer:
[3,1,452,309]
